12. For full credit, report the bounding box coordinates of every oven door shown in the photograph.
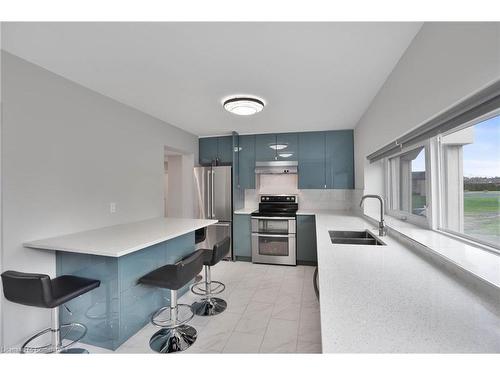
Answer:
[251,233,296,266]
[251,217,296,235]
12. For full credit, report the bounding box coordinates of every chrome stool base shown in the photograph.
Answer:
[192,297,227,316]
[21,321,88,354]
[60,348,89,354]
[149,325,197,353]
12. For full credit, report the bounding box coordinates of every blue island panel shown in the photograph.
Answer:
[56,232,196,350]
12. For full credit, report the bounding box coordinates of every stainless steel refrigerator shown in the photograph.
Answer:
[193,166,232,259]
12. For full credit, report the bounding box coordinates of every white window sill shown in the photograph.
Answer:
[364,212,500,290]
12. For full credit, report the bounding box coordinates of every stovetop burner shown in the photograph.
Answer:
[250,195,298,218]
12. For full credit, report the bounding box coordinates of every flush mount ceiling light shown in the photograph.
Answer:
[278,153,293,158]
[223,97,265,116]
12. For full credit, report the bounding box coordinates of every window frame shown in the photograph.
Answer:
[436,109,500,252]
[384,140,433,228]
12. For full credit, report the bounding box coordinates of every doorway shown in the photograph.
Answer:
[164,146,194,218]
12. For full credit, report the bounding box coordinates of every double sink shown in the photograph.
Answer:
[329,230,386,246]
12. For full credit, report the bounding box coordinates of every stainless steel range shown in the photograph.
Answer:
[251,195,298,266]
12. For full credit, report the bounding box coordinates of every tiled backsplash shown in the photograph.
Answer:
[244,174,363,211]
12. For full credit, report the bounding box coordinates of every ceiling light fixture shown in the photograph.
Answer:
[270,144,288,150]
[223,96,265,116]
[278,153,293,158]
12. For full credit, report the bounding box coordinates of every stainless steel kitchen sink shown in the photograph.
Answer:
[329,230,386,246]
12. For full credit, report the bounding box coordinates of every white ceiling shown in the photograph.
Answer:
[2,22,422,136]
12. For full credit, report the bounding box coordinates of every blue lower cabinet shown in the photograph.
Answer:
[233,214,252,259]
[56,232,196,350]
[297,215,317,264]
[326,130,354,189]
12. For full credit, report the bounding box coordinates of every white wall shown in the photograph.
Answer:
[165,154,195,218]
[243,174,361,211]
[0,51,198,348]
[0,23,4,351]
[354,22,500,212]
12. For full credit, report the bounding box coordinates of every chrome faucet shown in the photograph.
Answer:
[360,194,387,236]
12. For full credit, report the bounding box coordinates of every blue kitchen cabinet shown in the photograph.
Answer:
[199,137,218,165]
[298,131,326,189]
[255,134,277,161]
[217,136,233,165]
[297,215,317,264]
[276,133,298,161]
[326,130,354,189]
[238,134,256,189]
[233,214,252,260]
[199,136,233,165]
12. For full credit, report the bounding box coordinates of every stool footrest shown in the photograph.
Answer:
[190,280,225,296]
[21,322,87,354]
[151,304,194,329]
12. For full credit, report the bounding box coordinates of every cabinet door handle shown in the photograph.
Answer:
[313,266,319,301]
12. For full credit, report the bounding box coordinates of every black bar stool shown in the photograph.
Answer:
[1,270,100,353]
[191,237,230,316]
[139,249,204,353]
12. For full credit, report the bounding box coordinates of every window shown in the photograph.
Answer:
[440,113,500,248]
[387,144,430,225]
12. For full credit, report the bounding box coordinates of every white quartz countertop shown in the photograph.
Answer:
[24,217,218,257]
[313,211,500,353]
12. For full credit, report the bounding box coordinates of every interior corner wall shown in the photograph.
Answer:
[0,51,198,349]
[354,22,500,197]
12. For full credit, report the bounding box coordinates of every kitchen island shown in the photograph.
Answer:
[312,211,500,353]
[24,217,217,350]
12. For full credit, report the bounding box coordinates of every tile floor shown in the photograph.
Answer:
[79,261,322,354]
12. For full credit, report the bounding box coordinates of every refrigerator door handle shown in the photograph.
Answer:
[211,169,215,219]
[207,170,212,219]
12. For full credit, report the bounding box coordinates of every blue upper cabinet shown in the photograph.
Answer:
[298,131,326,189]
[238,135,256,189]
[217,136,233,165]
[276,133,298,161]
[326,130,354,189]
[255,134,277,161]
[199,137,218,165]
[199,136,233,165]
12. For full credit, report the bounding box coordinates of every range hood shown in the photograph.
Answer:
[255,161,298,175]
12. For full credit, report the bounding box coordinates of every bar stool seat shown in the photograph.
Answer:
[1,271,100,354]
[139,249,205,353]
[191,237,230,316]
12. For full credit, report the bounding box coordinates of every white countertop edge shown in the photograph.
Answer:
[233,208,255,215]
[233,208,355,215]
[24,218,218,258]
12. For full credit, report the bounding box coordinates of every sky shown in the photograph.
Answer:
[409,114,500,176]
[463,114,500,178]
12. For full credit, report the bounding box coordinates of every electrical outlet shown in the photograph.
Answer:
[110,202,117,214]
